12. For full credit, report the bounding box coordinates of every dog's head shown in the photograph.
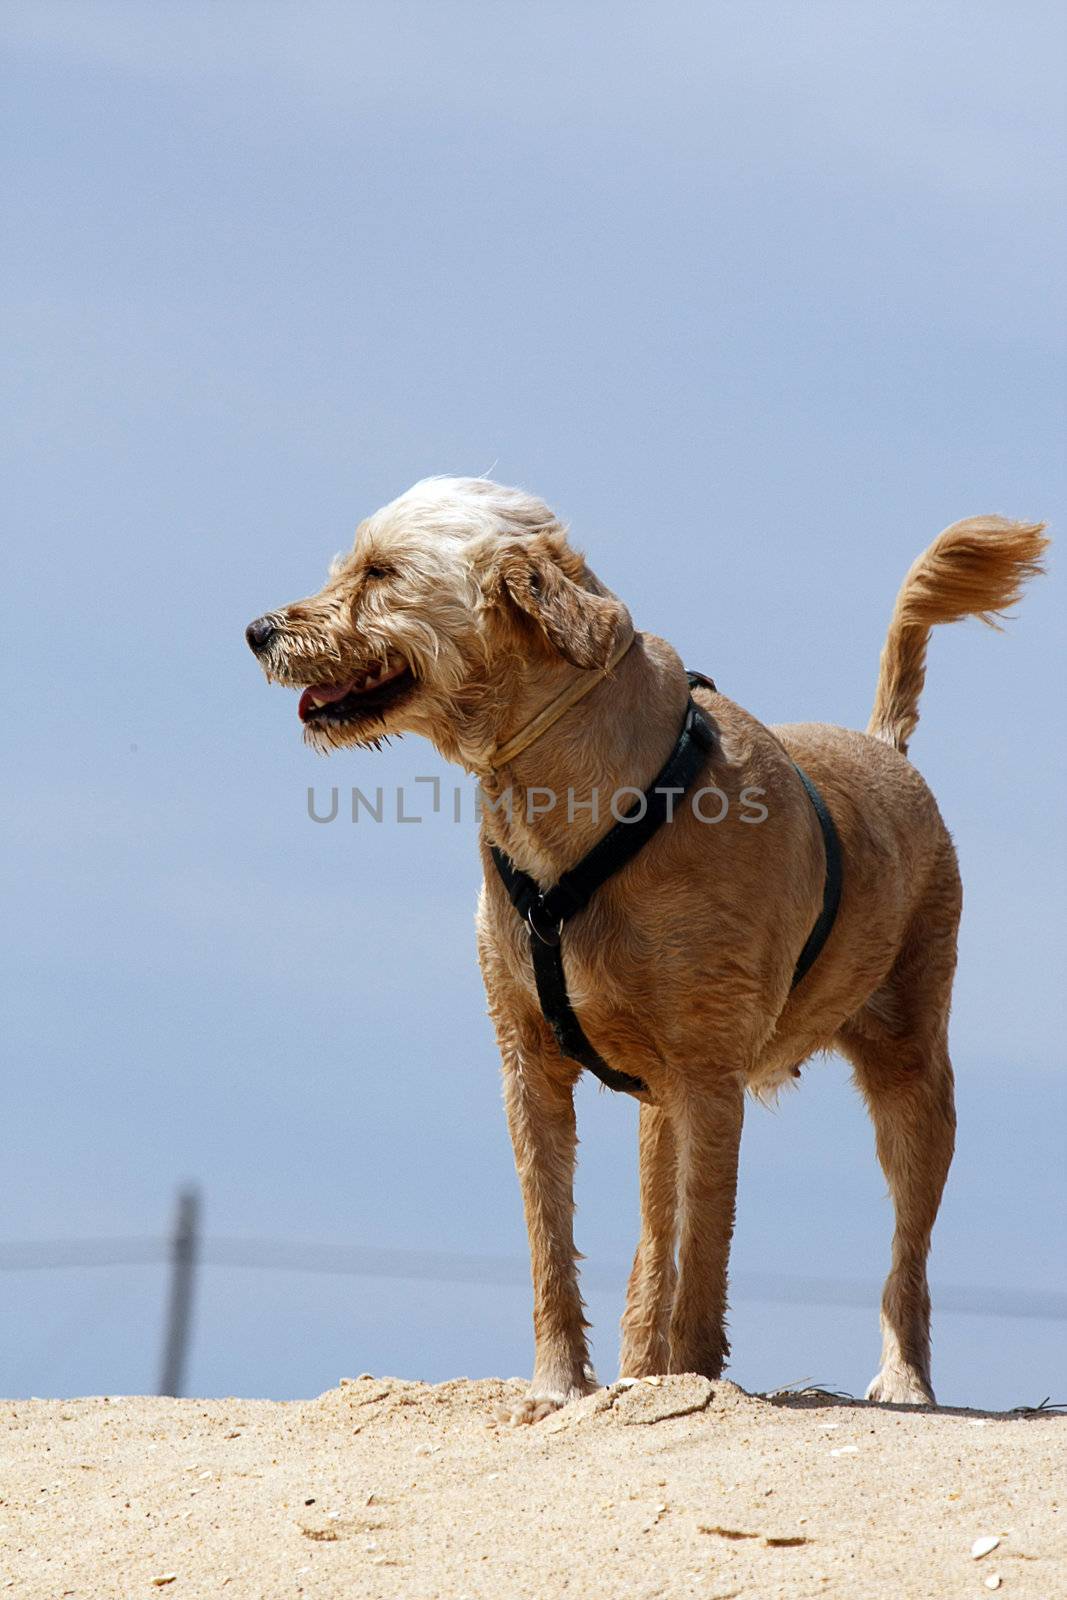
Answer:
[245,477,630,765]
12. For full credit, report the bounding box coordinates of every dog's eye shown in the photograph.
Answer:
[364,564,391,581]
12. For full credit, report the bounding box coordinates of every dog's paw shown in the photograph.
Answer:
[865,1367,935,1407]
[502,1393,567,1426]
[499,1379,593,1426]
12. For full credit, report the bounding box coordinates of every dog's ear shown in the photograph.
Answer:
[487,536,627,670]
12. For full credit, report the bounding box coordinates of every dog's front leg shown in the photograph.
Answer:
[664,1071,745,1379]
[501,1047,595,1424]
[619,1102,677,1378]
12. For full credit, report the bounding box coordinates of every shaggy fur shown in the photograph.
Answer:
[247,478,1048,1419]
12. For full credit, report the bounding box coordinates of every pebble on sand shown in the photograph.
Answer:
[971,1536,1001,1560]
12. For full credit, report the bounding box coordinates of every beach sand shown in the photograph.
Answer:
[2,1374,1061,1598]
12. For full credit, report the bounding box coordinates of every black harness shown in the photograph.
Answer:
[490,673,843,1098]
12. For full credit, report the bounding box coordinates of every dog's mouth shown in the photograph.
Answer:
[297,659,417,726]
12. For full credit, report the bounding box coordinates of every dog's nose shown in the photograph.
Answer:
[245,616,276,653]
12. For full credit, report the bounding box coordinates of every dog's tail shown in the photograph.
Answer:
[868,516,1049,756]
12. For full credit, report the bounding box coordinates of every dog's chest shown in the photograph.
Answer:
[488,887,675,1058]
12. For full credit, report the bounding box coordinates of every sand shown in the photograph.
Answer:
[1,1375,1061,1599]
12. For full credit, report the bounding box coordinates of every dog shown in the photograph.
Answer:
[246,477,1047,1419]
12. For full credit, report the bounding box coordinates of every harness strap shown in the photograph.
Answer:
[526,940,649,1096]
[490,853,652,1094]
[492,695,713,1096]
[789,763,843,986]
[491,672,843,1098]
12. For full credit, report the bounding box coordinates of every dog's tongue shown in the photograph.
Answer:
[298,679,357,722]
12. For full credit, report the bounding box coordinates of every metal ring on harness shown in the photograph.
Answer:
[526,902,563,946]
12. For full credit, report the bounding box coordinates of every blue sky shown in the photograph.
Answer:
[2,1,1064,1408]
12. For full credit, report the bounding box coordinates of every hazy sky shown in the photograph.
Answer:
[2,1,1064,1410]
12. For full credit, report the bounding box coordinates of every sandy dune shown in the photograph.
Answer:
[1,1375,1061,1598]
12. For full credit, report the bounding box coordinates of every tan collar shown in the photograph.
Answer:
[487,628,636,771]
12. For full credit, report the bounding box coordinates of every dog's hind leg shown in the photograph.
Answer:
[841,1029,955,1405]
[619,1103,678,1378]
[663,1072,745,1380]
[836,893,958,1406]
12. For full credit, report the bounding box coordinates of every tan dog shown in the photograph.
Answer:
[246,478,1047,1418]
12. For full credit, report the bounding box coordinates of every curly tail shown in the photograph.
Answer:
[868,516,1049,756]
